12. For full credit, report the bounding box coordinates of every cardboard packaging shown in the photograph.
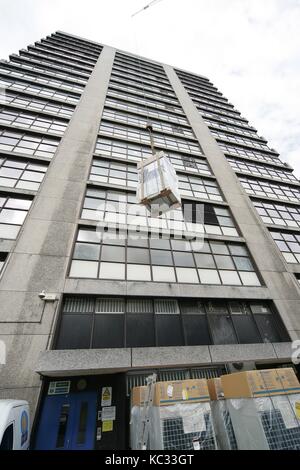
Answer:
[221,368,300,399]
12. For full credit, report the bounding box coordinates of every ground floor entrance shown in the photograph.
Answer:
[33,374,127,450]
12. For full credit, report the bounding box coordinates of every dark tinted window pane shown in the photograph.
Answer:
[0,424,13,450]
[156,315,184,346]
[56,404,70,449]
[127,248,150,264]
[183,315,211,345]
[77,402,88,445]
[208,315,237,345]
[93,315,124,348]
[254,315,281,343]
[151,249,173,265]
[173,252,195,267]
[56,314,92,349]
[126,313,155,347]
[232,316,261,344]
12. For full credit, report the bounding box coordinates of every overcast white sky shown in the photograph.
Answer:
[0,0,299,176]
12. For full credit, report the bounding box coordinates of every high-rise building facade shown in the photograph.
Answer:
[0,31,299,450]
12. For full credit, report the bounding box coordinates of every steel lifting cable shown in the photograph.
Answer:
[131,0,164,18]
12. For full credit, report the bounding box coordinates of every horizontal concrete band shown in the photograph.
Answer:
[64,279,271,299]
[36,342,293,377]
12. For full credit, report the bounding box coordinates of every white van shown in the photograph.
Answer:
[0,400,30,450]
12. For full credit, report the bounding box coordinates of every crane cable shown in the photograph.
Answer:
[131,0,164,18]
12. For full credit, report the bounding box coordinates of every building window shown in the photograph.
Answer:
[0,195,32,239]
[80,187,238,236]
[227,157,297,184]
[253,201,300,229]
[239,176,300,203]
[0,130,59,158]
[0,156,48,190]
[94,137,207,174]
[99,121,202,155]
[270,230,300,264]
[69,226,260,286]
[55,297,288,350]
[0,107,68,135]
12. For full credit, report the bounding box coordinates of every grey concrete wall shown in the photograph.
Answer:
[36,342,294,377]
[0,46,116,414]
[164,65,300,341]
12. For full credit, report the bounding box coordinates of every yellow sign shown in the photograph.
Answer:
[101,386,112,407]
[102,420,113,432]
[295,402,300,419]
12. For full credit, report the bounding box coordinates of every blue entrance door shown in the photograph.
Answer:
[35,392,97,450]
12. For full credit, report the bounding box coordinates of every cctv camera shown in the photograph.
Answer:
[38,291,46,299]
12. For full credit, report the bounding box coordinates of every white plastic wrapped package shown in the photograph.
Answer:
[226,393,300,450]
[148,402,217,451]
[137,151,181,216]
[211,400,238,450]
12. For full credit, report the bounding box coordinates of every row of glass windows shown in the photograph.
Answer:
[89,157,212,190]
[219,142,280,164]
[36,41,98,65]
[0,107,68,135]
[0,90,74,118]
[0,64,84,92]
[99,121,202,155]
[0,156,47,191]
[186,84,231,104]
[17,53,90,81]
[191,94,238,115]
[109,82,179,106]
[24,48,94,75]
[95,137,206,174]
[110,74,176,99]
[115,53,165,72]
[112,66,173,93]
[194,100,242,119]
[70,227,260,286]
[0,76,80,104]
[28,46,95,71]
[102,108,194,138]
[107,88,184,116]
[270,230,300,264]
[0,130,59,158]
[239,176,300,203]
[0,195,32,239]
[205,119,259,138]
[51,33,102,56]
[55,297,286,350]
[201,108,251,128]
[113,63,170,87]
[114,56,167,80]
[51,33,102,55]
[81,187,237,236]
[176,71,219,94]
[227,157,297,184]
[39,37,99,59]
[105,96,188,126]
[253,200,300,229]
[10,57,87,85]
[211,130,271,152]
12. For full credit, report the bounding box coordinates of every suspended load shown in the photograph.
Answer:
[137,150,181,216]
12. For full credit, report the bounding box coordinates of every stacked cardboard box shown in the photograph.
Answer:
[130,379,217,450]
[220,368,300,450]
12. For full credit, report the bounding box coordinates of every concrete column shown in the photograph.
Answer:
[0,46,116,412]
[164,65,300,341]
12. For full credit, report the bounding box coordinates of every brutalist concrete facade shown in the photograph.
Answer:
[0,31,299,431]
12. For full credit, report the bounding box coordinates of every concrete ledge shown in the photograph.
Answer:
[131,346,211,369]
[36,348,131,376]
[272,342,294,361]
[64,278,271,299]
[209,343,276,363]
